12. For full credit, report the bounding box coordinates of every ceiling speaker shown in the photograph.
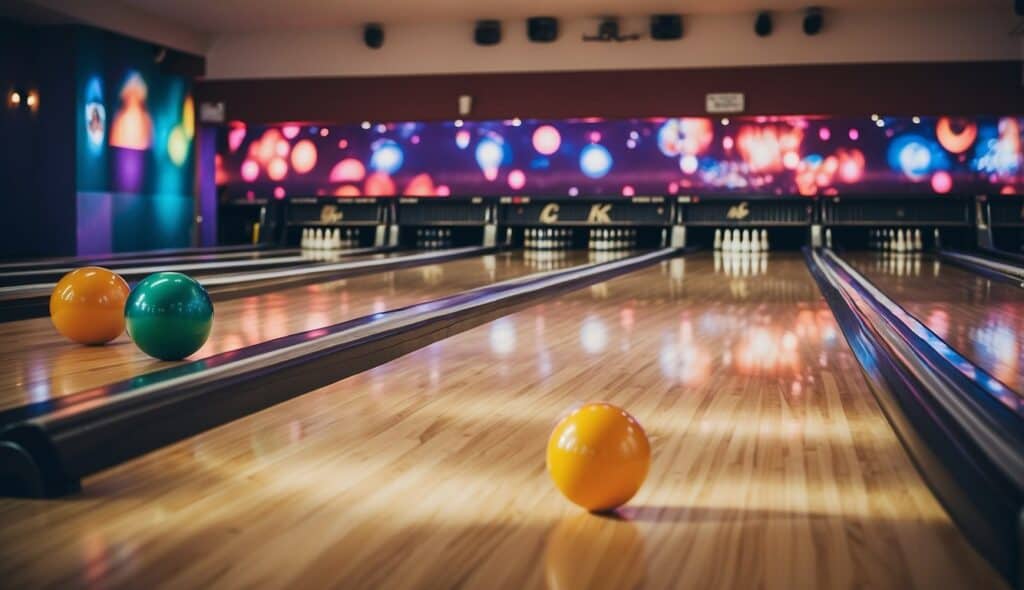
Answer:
[364,24,384,49]
[475,20,502,46]
[754,12,773,37]
[650,14,683,40]
[527,17,558,42]
[803,7,824,35]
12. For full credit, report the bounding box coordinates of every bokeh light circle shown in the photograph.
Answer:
[532,125,561,155]
[370,139,404,174]
[290,139,318,174]
[267,157,288,181]
[931,171,953,193]
[580,144,613,179]
[508,169,526,190]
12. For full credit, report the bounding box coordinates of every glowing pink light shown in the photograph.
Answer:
[240,159,259,182]
[273,186,286,199]
[931,171,953,193]
[818,127,831,141]
[507,169,526,190]
[532,125,561,155]
[281,125,300,139]
[782,151,800,170]
[338,139,349,149]
[275,140,290,158]
[848,128,859,141]
[411,135,420,144]
[722,136,734,150]
[436,185,451,197]
[668,182,679,194]
[365,172,396,196]
[228,126,246,152]
[245,190,255,201]
[267,157,288,181]
[329,158,366,182]
[589,131,601,143]
[455,129,471,150]
[622,185,635,197]
[319,128,329,137]
[404,173,436,196]
[290,139,317,174]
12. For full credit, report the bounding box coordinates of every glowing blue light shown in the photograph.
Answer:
[475,138,504,171]
[579,144,613,179]
[887,134,947,180]
[370,139,404,174]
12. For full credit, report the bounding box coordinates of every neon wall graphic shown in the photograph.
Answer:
[75,28,195,253]
[217,115,1023,199]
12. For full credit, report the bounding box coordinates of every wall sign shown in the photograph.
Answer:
[705,93,745,114]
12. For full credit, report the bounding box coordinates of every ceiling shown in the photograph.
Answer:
[119,0,1007,33]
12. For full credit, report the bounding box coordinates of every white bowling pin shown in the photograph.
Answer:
[722,229,733,252]
[760,229,769,252]
[913,229,922,252]
[750,228,761,253]
[741,229,751,253]
[332,228,342,250]
[825,228,832,249]
[933,228,941,249]
[896,229,906,253]
[300,228,308,249]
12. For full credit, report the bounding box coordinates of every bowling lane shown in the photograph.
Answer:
[0,251,585,411]
[843,252,1024,395]
[0,253,1002,589]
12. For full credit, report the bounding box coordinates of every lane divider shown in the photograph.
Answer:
[0,248,682,498]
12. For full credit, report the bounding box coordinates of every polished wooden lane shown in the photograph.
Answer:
[844,252,1024,394]
[0,252,1002,589]
[0,251,584,411]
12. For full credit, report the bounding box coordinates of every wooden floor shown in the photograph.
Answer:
[0,252,581,411]
[0,253,1002,589]
[846,252,1024,394]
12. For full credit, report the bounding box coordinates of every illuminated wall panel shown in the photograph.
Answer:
[217,115,1023,199]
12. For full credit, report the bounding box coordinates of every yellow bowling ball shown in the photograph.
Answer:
[546,402,650,512]
[50,266,130,345]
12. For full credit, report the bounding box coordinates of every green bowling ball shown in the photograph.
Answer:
[125,272,214,361]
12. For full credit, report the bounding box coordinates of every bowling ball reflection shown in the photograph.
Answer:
[545,513,647,590]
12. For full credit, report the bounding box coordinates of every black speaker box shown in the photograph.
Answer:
[803,7,823,35]
[650,14,682,40]
[475,20,502,46]
[364,24,384,49]
[527,17,558,42]
[754,12,773,37]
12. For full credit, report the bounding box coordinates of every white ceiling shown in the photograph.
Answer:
[119,0,1006,33]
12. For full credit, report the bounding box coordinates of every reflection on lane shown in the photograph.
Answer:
[1,251,587,411]
[845,252,1024,395]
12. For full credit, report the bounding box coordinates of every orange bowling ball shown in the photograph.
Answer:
[547,402,651,512]
[50,266,130,345]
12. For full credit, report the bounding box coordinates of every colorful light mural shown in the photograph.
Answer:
[75,28,195,253]
[217,115,1024,199]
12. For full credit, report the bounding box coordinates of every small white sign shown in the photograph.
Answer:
[705,93,745,114]
[199,101,226,123]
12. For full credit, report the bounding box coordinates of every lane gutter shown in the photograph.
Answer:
[805,247,1024,589]
[0,246,486,322]
[0,248,684,499]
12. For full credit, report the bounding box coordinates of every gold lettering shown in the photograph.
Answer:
[587,204,612,223]
[540,203,560,223]
[726,201,750,220]
[320,205,343,223]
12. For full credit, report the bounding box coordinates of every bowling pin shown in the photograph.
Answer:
[301,228,309,249]
[741,229,751,253]
[913,229,922,252]
[760,229,769,252]
[714,228,722,251]
[333,229,342,250]
[933,228,941,250]
[750,228,761,253]
[825,228,832,249]
[722,229,733,253]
